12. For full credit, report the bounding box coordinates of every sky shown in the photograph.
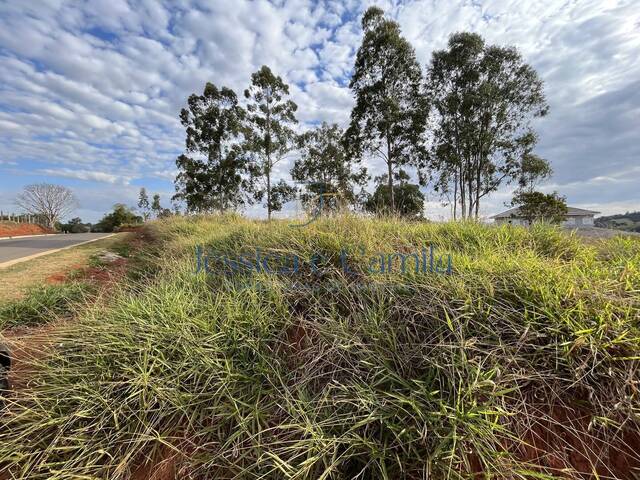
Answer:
[0,0,638,223]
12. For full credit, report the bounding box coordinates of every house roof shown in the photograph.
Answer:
[491,206,600,219]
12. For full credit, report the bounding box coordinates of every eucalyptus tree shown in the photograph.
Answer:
[345,6,427,214]
[174,82,247,213]
[292,122,368,214]
[151,194,162,218]
[517,153,553,193]
[243,66,298,220]
[426,32,550,219]
[137,188,150,221]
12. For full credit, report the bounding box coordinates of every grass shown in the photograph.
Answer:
[0,282,94,329]
[0,215,639,479]
[0,233,130,304]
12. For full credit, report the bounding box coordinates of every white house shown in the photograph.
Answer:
[492,206,600,227]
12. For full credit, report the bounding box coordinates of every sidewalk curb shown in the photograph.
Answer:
[0,234,116,270]
[0,233,59,241]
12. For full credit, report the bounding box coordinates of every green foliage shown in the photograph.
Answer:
[0,282,91,329]
[243,66,298,219]
[292,122,368,213]
[510,190,568,224]
[596,211,640,233]
[426,32,549,219]
[175,82,247,213]
[151,193,161,216]
[92,204,142,232]
[59,217,91,233]
[2,215,638,478]
[517,153,553,192]
[345,7,426,213]
[365,173,425,218]
[137,187,150,221]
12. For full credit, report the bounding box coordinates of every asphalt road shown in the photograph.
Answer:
[0,233,113,265]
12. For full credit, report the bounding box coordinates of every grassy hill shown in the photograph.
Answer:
[595,211,640,232]
[1,215,639,478]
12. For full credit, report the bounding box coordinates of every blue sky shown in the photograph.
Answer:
[0,0,638,222]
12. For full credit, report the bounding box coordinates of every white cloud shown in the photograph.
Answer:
[0,0,638,222]
[38,168,135,185]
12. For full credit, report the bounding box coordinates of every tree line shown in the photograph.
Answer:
[174,7,556,221]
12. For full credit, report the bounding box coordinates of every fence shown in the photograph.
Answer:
[0,212,47,225]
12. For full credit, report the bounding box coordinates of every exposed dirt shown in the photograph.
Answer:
[1,233,143,394]
[131,444,182,480]
[0,222,53,238]
[465,399,640,479]
[3,321,68,391]
[509,403,640,479]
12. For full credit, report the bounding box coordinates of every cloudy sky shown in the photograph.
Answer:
[0,0,638,222]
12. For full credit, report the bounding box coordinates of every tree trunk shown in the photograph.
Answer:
[266,95,272,221]
[386,138,394,214]
[467,158,474,221]
[459,164,466,219]
[266,163,271,221]
[453,171,458,220]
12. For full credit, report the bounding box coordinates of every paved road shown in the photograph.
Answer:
[0,233,113,265]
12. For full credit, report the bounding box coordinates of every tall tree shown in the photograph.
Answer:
[426,32,549,219]
[243,66,298,220]
[292,122,368,214]
[137,187,150,221]
[15,183,77,229]
[174,82,247,213]
[345,6,427,214]
[151,194,162,218]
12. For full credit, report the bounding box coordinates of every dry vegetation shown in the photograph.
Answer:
[0,215,639,479]
[0,234,128,304]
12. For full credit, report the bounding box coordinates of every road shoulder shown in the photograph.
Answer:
[0,233,128,304]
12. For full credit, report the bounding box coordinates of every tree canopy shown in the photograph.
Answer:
[174,82,247,213]
[365,172,425,219]
[137,188,150,221]
[243,66,298,220]
[292,122,368,214]
[426,32,549,219]
[510,191,568,224]
[15,183,77,229]
[171,15,554,222]
[93,204,142,232]
[345,6,427,214]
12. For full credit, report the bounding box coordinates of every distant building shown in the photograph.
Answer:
[492,206,600,227]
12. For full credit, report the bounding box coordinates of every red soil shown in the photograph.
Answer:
[509,403,640,479]
[0,222,54,238]
[131,445,181,480]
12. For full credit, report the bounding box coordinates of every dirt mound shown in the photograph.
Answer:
[0,222,54,238]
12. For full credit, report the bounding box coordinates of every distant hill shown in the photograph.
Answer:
[595,211,640,232]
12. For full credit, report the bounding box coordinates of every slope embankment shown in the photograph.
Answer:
[0,222,54,238]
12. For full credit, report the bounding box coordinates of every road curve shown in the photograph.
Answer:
[0,233,114,267]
